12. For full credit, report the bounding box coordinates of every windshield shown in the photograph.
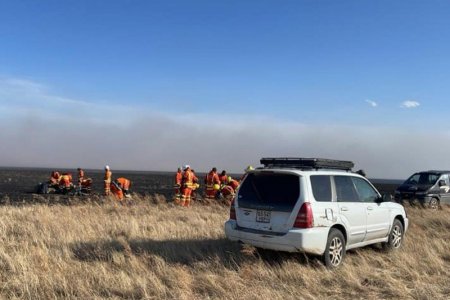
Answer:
[238,172,300,211]
[404,173,440,185]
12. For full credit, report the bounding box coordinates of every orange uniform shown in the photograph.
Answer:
[205,169,220,199]
[228,178,240,191]
[219,171,228,185]
[221,185,235,197]
[110,181,124,200]
[116,177,131,191]
[104,168,112,195]
[181,167,194,207]
[59,173,72,188]
[49,171,61,186]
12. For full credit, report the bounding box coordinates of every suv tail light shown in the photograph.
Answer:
[229,198,236,220]
[294,202,313,228]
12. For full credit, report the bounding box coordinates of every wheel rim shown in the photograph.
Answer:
[429,199,438,210]
[329,237,343,266]
[391,224,402,248]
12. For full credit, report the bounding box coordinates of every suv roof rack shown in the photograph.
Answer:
[260,157,354,171]
[426,170,450,174]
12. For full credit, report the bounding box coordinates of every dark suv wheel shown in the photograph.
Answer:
[383,219,404,251]
[428,198,439,210]
[323,229,346,268]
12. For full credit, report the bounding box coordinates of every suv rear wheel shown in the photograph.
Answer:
[323,229,346,268]
[383,219,404,251]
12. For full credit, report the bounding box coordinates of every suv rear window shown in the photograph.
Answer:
[334,176,359,202]
[310,175,332,202]
[238,173,300,211]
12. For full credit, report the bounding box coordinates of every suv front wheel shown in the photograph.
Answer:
[383,219,404,251]
[323,229,346,268]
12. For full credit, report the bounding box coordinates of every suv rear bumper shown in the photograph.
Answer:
[224,220,328,255]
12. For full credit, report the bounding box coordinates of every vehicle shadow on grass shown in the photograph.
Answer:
[72,238,246,269]
[71,238,323,269]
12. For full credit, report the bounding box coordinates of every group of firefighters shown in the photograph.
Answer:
[174,165,254,207]
[47,166,131,200]
[46,164,254,205]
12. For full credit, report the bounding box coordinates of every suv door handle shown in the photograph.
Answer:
[367,206,374,211]
[340,207,349,211]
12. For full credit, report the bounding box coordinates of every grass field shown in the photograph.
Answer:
[0,197,449,299]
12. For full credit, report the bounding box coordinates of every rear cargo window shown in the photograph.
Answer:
[310,175,332,202]
[238,173,300,211]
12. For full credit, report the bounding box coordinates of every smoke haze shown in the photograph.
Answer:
[1,77,449,179]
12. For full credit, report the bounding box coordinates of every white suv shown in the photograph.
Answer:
[224,158,409,267]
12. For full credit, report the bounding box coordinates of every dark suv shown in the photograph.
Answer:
[395,170,450,209]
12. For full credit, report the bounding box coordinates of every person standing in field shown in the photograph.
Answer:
[205,167,220,200]
[104,165,112,196]
[77,168,85,187]
[174,167,183,203]
[219,170,228,186]
[180,165,194,207]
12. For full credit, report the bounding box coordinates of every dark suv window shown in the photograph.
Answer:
[334,176,359,202]
[238,173,300,211]
[311,175,332,202]
[352,177,379,202]
[405,173,440,185]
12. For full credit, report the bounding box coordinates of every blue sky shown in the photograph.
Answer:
[1,1,450,177]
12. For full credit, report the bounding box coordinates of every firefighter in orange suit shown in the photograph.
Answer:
[205,167,220,199]
[174,167,183,203]
[181,165,194,207]
[219,170,228,185]
[59,173,73,189]
[110,181,124,200]
[49,171,61,187]
[104,165,112,195]
[221,185,235,197]
[227,176,240,191]
[116,177,131,198]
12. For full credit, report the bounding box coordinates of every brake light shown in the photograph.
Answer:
[229,198,236,220]
[294,202,313,228]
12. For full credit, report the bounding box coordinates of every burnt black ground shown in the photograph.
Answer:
[0,167,401,203]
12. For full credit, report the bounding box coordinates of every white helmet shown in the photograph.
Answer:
[183,164,190,170]
[105,165,110,170]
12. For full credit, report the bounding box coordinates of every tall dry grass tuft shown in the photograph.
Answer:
[0,197,448,299]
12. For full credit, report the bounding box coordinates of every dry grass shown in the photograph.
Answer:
[0,196,449,299]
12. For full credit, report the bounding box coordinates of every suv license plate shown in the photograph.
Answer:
[256,210,271,223]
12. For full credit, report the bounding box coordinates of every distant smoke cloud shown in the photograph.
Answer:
[0,77,448,179]
[365,99,378,107]
[401,100,420,108]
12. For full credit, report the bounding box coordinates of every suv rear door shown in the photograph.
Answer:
[309,175,338,227]
[236,171,302,233]
[334,175,367,245]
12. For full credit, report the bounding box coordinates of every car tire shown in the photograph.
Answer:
[428,198,439,210]
[323,229,346,268]
[382,219,404,251]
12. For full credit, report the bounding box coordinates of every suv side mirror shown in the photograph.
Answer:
[376,194,392,203]
[438,180,446,187]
